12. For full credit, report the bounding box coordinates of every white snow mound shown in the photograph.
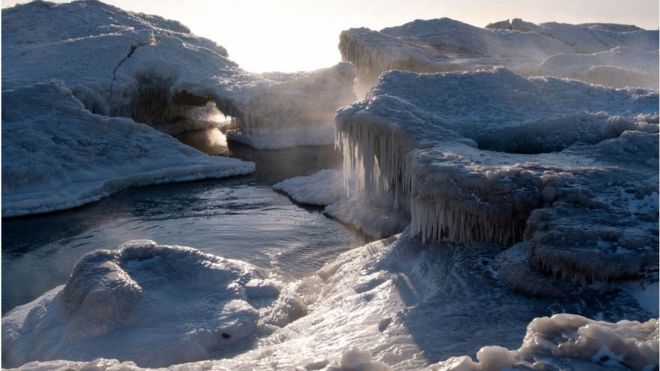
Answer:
[2,240,306,368]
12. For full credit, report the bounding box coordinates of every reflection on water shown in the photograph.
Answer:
[3,138,360,314]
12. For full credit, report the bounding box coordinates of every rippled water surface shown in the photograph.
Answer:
[3,139,363,313]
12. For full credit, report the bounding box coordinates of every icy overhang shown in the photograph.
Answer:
[2,0,356,149]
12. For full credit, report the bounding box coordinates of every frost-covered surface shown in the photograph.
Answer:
[2,240,305,368]
[5,232,653,370]
[340,17,659,93]
[429,314,658,370]
[336,68,659,292]
[2,81,254,217]
[3,0,355,149]
[273,169,345,206]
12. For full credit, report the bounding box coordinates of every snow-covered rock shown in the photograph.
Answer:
[340,17,658,93]
[3,0,355,149]
[2,240,305,368]
[2,81,254,217]
[336,68,659,290]
[5,232,653,370]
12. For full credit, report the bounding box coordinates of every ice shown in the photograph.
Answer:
[3,1,355,149]
[273,170,409,238]
[340,17,658,93]
[5,231,653,370]
[273,169,345,206]
[2,240,305,368]
[336,68,658,289]
[2,81,255,217]
[429,314,659,370]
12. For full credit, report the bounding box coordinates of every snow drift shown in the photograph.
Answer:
[5,232,654,370]
[2,81,255,217]
[3,0,356,149]
[2,240,305,368]
[336,68,659,292]
[339,17,659,93]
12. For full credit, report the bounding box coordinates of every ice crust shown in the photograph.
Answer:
[336,68,659,289]
[5,232,654,370]
[2,240,306,368]
[340,17,659,93]
[3,0,356,149]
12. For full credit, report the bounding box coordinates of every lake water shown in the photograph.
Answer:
[3,133,365,314]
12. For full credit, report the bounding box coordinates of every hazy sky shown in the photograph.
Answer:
[3,0,659,72]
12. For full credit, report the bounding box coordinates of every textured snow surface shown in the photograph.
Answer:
[6,233,654,370]
[337,69,659,291]
[3,0,355,148]
[2,240,306,368]
[429,314,658,370]
[2,81,254,217]
[340,17,659,93]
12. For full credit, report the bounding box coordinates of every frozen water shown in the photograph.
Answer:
[4,231,653,370]
[273,169,345,206]
[336,68,658,291]
[2,81,254,217]
[2,240,306,368]
[340,17,658,93]
[3,0,355,150]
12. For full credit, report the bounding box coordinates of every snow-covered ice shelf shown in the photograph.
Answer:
[2,81,255,217]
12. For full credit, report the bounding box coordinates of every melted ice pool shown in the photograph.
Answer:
[2,142,364,314]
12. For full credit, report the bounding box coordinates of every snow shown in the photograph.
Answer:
[2,81,255,217]
[336,68,658,288]
[3,0,356,149]
[5,232,654,370]
[340,17,659,93]
[2,240,305,368]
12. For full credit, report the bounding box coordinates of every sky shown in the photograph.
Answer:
[2,0,659,72]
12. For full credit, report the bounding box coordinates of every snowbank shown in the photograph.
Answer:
[340,17,658,93]
[3,0,355,149]
[336,68,658,290]
[2,240,305,368]
[429,314,658,370]
[2,81,255,217]
[6,232,653,370]
[273,169,345,206]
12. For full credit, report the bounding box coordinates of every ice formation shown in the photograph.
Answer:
[5,232,653,370]
[273,169,346,206]
[3,0,356,150]
[2,81,254,217]
[336,68,659,291]
[429,314,658,370]
[2,240,306,368]
[339,17,659,94]
[273,169,409,238]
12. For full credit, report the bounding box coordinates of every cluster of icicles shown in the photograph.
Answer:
[337,121,525,246]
